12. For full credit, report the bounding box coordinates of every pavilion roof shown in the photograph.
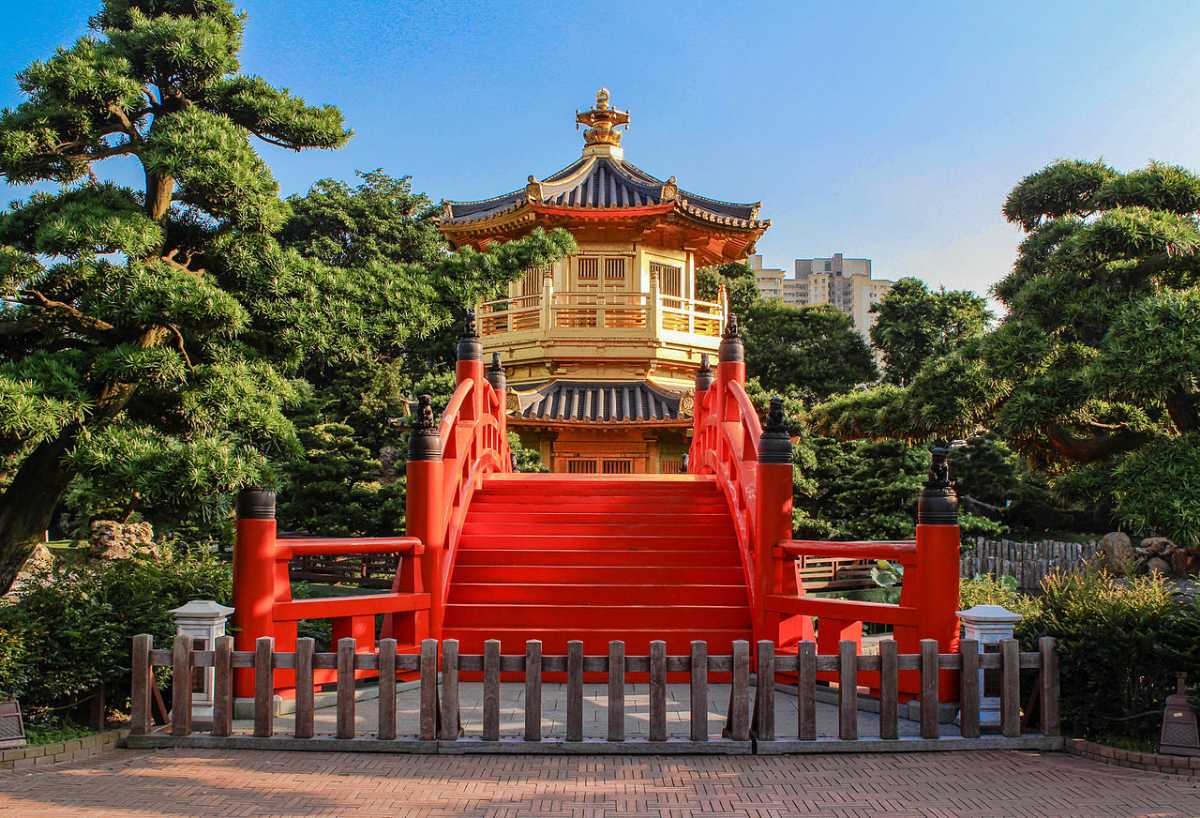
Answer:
[442,154,764,229]
[438,89,769,263]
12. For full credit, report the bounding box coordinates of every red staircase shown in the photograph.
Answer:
[443,473,754,658]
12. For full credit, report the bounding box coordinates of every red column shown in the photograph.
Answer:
[486,352,508,468]
[915,446,962,702]
[233,488,276,699]
[755,398,796,647]
[405,395,445,642]
[457,311,484,422]
[689,354,714,472]
[717,314,746,391]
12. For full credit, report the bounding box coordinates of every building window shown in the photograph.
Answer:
[576,256,600,283]
[566,459,597,474]
[824,261,832,272]
[650,261,682,296]
[602,459,633,474]
[604,257,626,283]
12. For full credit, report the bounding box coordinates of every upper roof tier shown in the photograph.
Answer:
[439,89,769,264]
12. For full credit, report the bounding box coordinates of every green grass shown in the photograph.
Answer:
[23,722,96,746]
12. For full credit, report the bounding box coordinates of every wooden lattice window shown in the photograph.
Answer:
[604,257,627,283]
[651,261,682,296]
[566,459,597,474]
[576,256,599,283]
[602,459,633,475]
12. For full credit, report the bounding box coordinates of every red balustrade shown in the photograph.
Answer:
[688,326,961,703]
[231,320,511,700]
[231,501,430,698]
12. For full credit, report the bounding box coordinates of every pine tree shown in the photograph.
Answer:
[0,1,574,588]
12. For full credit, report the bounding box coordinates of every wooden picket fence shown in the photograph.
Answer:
[962,537,1100,592]
[125,635,1063,754]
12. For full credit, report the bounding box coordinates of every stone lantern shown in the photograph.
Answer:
[170,600,234,726]
[957,604,1023,728]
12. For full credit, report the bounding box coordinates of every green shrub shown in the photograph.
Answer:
[1017,569,1199,742]
[0,548,231,721]
[959,573,1042,621]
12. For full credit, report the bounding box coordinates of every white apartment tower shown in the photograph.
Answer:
[749,252,894,341]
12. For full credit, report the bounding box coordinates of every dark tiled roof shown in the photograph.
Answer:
[443,156,761,227]
[512,380,681,423]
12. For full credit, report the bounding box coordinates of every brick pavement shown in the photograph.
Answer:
[2,747,1199,817]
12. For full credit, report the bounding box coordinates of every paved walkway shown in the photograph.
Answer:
[2,747,1199,817]
[237,683,954,739]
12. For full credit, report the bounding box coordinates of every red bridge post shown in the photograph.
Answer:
[486,352,508,464]
[406,395,444,642]
[689,354,713,470]
[457,311,484,425]
[756,397,803,648]
[913,446,961,701]
[717,314,745,396]
[233,488,277,698]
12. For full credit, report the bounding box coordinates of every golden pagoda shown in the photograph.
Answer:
[439,89,770,474]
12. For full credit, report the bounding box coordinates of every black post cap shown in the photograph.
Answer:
[719,313,744,363]
[917,445,959,524]
[695,353,714,391]
[237,488,276,520]
[486,351,506,393]
[456,310,482,361]
[408,394,442,461]
[757,396,793,464]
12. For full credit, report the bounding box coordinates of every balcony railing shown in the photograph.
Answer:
[478,285,725,341]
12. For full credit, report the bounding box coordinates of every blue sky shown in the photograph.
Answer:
[4,0,1200,300]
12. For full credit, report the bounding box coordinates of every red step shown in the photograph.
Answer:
[444,604,751,630]
[454,549,741,567]
[448,583,749,606]
[451,565,745,584]
[443,473,751,660]
[458,534,738,550]
[468,496,729,508]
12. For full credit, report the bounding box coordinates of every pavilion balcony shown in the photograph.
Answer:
[477,284,725,350]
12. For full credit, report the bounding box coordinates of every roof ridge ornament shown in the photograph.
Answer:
[660,175,679,203]
[576,88,630,155]
[525,175,543,204]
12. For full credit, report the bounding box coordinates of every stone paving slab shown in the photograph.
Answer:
[230,682,957,740]
[3,746,1200,817]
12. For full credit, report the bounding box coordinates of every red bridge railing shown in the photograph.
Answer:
[230,317,511,699]
[688,319,961,701]
[406,326,512,642]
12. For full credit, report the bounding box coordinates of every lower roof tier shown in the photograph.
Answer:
[507,380,692,427]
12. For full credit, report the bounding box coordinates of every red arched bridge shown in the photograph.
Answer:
[231,317,962,705]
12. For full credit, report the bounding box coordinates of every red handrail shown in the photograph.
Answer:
[408,364,511,639]
[689,377,763,627]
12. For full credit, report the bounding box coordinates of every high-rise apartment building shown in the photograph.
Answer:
[748,252,894,341]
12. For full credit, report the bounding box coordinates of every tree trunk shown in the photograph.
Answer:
[0,325,170,593]
[145,171,174,221]
[0,426,80,592]
[1166,391,1199,434]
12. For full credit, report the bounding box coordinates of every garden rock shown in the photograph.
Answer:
[1141,537,1174,556]
[5,543,54,598]
[1100,532,1135,569]
[1144,556,1171,576]
[89,520,157,560]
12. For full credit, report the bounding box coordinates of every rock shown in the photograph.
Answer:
[1145,556,1172,576]
[89,520,157,560]
[1170,547,1191,577]
[1100,532,1135,568]
[5,542,55,598]
[1141,537,1175,556]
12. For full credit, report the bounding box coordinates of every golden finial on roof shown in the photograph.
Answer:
[576,88,630,152]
